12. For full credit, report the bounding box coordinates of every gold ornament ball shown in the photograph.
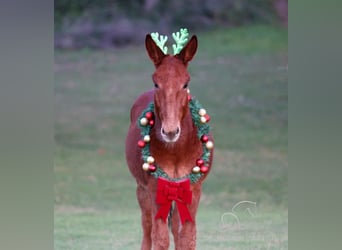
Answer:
[206,141,214,149]
[147,156,155,164]
[200,116,207,123]
[140,117,148,126]
[143,135,151,142]
[198,108,207,116]
[142,163,150,171]
[192,166,201,173]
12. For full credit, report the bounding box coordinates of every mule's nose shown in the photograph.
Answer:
[161,127,180,142]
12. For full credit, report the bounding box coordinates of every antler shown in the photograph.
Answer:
[150,32,168,54]
[172,28,189,55]
[150,28,190,55]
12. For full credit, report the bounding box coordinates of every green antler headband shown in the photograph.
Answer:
[151,28,189,55]
[150,32,168,54]
[172,28,189,54]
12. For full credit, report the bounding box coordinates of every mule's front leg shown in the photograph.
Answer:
[152,218,170,250]
[178,221,197,250]
[171,206,197,250]
[177,185,201,250]
[149,182,170,250]
[137,185,152,250]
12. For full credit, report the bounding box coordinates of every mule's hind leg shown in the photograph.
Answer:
[137,185,152,250]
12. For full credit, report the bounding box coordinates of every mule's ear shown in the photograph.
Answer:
[176,35,198,65]
[145,34,166,67]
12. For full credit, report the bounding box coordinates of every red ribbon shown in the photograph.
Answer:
[155,177,193,225]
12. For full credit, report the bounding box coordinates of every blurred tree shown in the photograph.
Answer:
[144,0,159,13]
[274,0,288,26]
[54,0,287,49]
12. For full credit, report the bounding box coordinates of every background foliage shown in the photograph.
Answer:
[55,0,287,49]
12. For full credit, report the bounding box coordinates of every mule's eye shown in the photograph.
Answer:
[154,83,159,88]
[183,83,188,89]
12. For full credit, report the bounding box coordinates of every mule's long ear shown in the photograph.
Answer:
[176,35,198,66]
[145,34,166,67]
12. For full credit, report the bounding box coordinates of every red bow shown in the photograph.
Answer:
[155,177,193,224]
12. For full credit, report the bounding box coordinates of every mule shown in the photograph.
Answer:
[125,33,214,250]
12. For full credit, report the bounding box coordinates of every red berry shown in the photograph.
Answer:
[149,120,155,127]
[148,165,156,172]
[196,159,204,166]
[145,111,153,120]
[137,140,145,148]
[201,135,209,143]
[200,165,209,174]
[204,114,211,122]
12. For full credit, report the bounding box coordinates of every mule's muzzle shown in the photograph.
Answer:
[161,126,180,142]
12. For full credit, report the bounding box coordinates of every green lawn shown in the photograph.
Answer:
[55,25,288,249]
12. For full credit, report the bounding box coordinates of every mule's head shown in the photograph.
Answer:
[145,34,198,143]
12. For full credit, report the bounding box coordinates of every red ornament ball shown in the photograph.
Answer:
[200,165,209,174]
[148,165,156,172]
[201,135,209,143]
[137,140,146,148]
[149,120,155,127]
[196,158,204,166]
[145,111,153,120]
[204,114,211,122]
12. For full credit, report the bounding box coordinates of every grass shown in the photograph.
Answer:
[55,25,288,249]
